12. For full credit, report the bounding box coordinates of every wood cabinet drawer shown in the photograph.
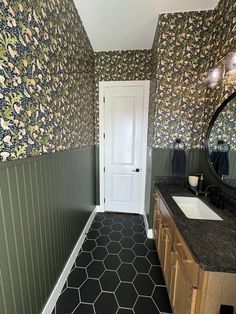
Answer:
[160,199,175,237]
[175,230,199,288]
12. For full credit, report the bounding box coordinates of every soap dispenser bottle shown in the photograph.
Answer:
[198,174,204,192]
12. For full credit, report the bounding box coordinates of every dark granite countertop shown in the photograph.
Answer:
[155,184,236,273]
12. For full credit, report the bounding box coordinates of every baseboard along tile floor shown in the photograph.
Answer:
[52,212,172,314]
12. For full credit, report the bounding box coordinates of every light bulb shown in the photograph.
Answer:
[207,66,223,88]
[225,49,236,77]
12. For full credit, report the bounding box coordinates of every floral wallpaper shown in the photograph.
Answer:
[0,0,95,161]
[94,50,152,144]
[149,0,236,150]
[1,0,235,160]
[209,96,236,151]
[203,0,236,138]
[148,11,211,149]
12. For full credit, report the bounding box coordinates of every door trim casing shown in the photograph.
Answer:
[99,80,150,214]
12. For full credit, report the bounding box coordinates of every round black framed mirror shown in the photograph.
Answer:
[205,92,236,189]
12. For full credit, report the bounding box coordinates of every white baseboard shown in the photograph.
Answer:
[147,229,154,239]
[95,205,104,212]
[41,208,97,314]
[143,212,153,239]
[143,211,149,234]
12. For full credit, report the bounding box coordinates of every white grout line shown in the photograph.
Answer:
[44,211,171,314]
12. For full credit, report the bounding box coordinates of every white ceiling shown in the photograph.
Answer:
[74,0,219,51]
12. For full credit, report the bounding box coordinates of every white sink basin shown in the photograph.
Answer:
[172,196,223,221]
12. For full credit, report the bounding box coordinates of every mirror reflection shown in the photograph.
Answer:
[208,94,236,188]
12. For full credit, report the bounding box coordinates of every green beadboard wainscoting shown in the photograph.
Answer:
[146,148,236,227]
[0,146,96,314]
[146,148,203,226]
[199,150,236,200]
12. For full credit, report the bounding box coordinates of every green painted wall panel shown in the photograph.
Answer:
[198,149,236,199]
[147,148,203,227]
[0,146,95,313]
[7,166,31,313]
[1,169,23,314]
[151,148,202,177]
[146,147,235,227]
[24,162,44,307]
[0,270,7,314]
[16,165,38,313]
[0,190,17,314]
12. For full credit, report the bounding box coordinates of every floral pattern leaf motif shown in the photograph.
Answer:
[148,2,236,149]
[94,49,152,145]
[0,0,94,161]
[209,98,236,151]
[0,0,235,160]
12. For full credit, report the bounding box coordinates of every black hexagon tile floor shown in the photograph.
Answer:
[53,212,172,314]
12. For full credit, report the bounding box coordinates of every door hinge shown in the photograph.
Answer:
[104,167,105,172]
[104,198,106,203]
[103,96,105,103]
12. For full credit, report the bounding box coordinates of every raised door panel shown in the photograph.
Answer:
[160,223,173,289]
[164,228,173,289]
[153,206,157,239]
[153,197,162,253]
[104,85,145,213]
[175,230,199,288]
[169,251,177,304]
[159,223,167,269]
[160,198,175,236]
[171,252,197,314]
[111,174,133,202]
[155,210,162,252]
[112,96,135,165]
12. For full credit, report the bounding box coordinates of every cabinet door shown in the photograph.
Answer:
[159,222,165,267]
[159,224,173,289]
[171,252,197,314]
[153,199,157,240]
[153,207,162,252]
[159,223,168,270]
[164,227,173,288]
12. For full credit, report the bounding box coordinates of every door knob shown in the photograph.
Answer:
[132,168,140,172]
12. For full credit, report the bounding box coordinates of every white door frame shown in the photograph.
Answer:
[99,80,150,214]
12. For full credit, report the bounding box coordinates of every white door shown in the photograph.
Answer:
[100,81,149,214]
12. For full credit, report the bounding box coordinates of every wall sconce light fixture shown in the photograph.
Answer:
[207,48,236,87]
[207,66,224,88]
[225,49,236,77]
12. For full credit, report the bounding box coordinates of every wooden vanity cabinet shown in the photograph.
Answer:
[174,230,199,288]
[161,224,173,287]
[153,195,162,251]
[170,231,199,314]
[153,195,175,289]
[153,192,236,314]
[153,194,196,314]
[170,251,197,314]
[153,194,199,314]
